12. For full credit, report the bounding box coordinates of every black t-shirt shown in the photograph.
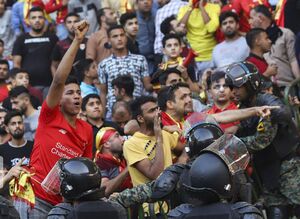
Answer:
[0,140,33,169]
[51,37,87,62]
[12,32,58,86]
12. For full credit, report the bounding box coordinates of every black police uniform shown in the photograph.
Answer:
[168,202,263,219]
[238,92,299,191]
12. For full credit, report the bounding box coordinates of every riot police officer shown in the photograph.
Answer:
[168,134,263,219]
[46,157,126,219]
[226,61,300,218]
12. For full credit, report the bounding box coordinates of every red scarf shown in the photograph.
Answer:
[95,153,132,191]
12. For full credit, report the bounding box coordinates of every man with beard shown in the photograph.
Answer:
[0,59,9,103]
[86,7,117,63]
[94,127,132,197]
[0,108,10,144]
[28,20,92,217]
[123,95,180,215]
[0,110,33,169]
[81,94,120,154]
[10,86,40,141]
[158,83,193,136]
[51,13,87,76]
[12,7,58,99]
[212,11,249,69]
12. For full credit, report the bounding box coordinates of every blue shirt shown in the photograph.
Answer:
[136,11,156,57]
[80,82,100,98]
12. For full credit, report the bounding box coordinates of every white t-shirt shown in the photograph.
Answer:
[212,36,250,69]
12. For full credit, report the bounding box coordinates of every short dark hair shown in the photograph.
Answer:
[162,33,181,48]
[0,59,9,69]
[157,82,189,111]
[252,5,273,20]
[9,68,29,79]
[29,7,44,15]
[9,86,29,98]
[73,59,94,81]
[107,24,124,37]
[81,94,101,111]
[130,96,157,120]
[219,11,239,24]
[111,75,135,97]
[4,110,23,126]
[64,12,80,23]
[160,15,176,35]
[206,71,226,89]
[0,39,4,46]
[159,68,182,85]
[65,75,79,86]
[246,28,266,49]
[120,12,137,27]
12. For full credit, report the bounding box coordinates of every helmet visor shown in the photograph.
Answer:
[183,112,220,138]
[203,134,250,175]
[225,64,248,88]
[41,159,65,195]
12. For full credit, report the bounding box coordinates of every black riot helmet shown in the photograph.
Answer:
[59,158,103,201]
[42,157,103,201]
[183,134,250,205]
[183,112,224,158]
[184,153,232,204]
[225,62,262,97]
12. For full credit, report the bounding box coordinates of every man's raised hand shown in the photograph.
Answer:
[74,20,89,42]
[255,105,280,118]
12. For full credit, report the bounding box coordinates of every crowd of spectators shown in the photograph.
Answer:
[0,0,300,218]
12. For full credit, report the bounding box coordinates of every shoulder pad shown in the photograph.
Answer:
[167,204,193,218]
[48,203,73,217]
[231,202,263,217]
[151,164,186,200]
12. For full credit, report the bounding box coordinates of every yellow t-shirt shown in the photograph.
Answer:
[123,130,178,216]
[177,3,221,61]
[123,130,178,186]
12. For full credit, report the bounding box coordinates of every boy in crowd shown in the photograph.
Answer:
[120,12,140,54]
[206,71,239,133]
[160,34,199,93]
[73,58,100,98]
[9,68,43,103]
[245,28,277,79]
[81,94,120,153]
[112,75,135,103]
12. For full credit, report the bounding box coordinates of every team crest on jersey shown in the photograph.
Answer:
[59,129,67,134]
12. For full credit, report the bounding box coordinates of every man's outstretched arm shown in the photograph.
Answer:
[46,21,89,108]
